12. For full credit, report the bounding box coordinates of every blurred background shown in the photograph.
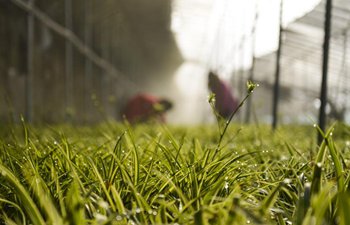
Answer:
[0,0,349,125]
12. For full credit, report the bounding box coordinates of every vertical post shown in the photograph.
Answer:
[84,0,92,122]
[318,0,332,144]
[26,0,34,122]
[272,0,283,130]
[65,0,73,121]
[101,19,109,118]
[245,0,259,123]
[344,31,349,116]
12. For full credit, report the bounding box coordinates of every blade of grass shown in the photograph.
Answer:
[327,137,344,192]
[65,179,85,225]
[310,124,335,195]
[87,157,117,212]
[338,192,350,225]
[125,128,139,187]
[0,198,26,225]
[0,164,46,225]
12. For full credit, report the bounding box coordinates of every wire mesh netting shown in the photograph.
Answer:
[0,0,349,125]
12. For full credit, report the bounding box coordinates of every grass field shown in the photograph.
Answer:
[0,119,350,225]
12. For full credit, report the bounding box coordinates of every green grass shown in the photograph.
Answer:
[0,121,349,225]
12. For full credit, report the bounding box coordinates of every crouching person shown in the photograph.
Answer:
[121,93,173,124]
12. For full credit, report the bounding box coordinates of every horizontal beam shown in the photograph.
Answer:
[10,0,138,88]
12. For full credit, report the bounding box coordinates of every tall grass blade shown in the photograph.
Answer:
[338,192,350,225]
[87,157,117,211]
[125,128,139,186]
[65,179,85,225]
[311,124,335,196]
[0,198,26,225]
[0,164,46,225]
[327,137,344,192]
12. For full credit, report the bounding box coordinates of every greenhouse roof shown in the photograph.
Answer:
[254,0,350,104]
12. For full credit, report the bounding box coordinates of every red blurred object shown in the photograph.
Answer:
[122,93,172,123]
[208,71,238,119]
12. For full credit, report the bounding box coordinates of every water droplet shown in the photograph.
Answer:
[179,201,183,211]
[247,220,251,224]
[98,200,109,209]
[283,178,292,184]
[135,208,141,213]
[116,215,123,221]
[1,170,7,176]
[224,181,229,190]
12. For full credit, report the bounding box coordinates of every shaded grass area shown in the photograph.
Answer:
[0,122,350,224]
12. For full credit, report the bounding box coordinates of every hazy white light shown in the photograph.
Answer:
[172,0,322,66]
[174,62,208,96]
[170,0,321,124]
[169,62,212,124]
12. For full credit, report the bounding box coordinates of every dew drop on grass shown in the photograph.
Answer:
[247,220,251,224]
[178,199,183,211]
[283,178,292,184]
[98,200,109,209]
[224,181,229,191]
[313,124,317,127]
[158,194,165,198]
[135,208,141,213]
[116,215,123,221]
[1,170,7,176]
